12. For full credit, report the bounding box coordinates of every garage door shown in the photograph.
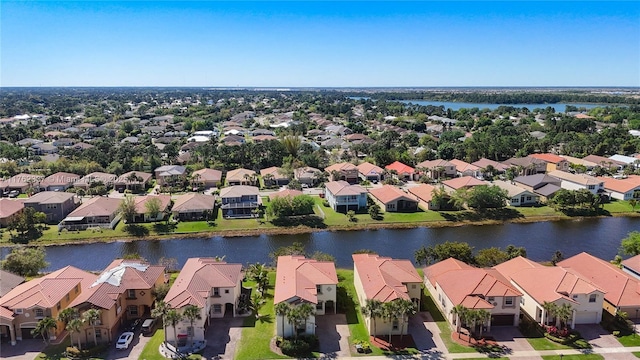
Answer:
[21,327,36,339]
[491,314,515,326]
[574,311,599,324]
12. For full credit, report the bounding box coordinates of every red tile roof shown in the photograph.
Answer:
[352,253,421,303]
[558,252,640,308]
[602,177,640,194]
[443,176,487,190]
[40,172,80,188]
[385,161,414,175]
[368,185,417,205]
[0,199,24,219]
[164,258,243,308]
[325,162,357,173]
[191,168,223,182]
[356,162,383,177]
[274,255,338,304]
[623,254,640,275]
[269,189,303,201]
[133,194,171,214]
[407,184,440,203]
[172,193,216,213]
[530,153,565,164]
[325,181,367,196]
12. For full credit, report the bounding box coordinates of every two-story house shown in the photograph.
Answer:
[69,260,166,344]
[164,258,243,343]
[23,191,78,224]
[325,162,359,184]
[154,165,187,187]
[548,170,606,196]
[274,256,338,337]
[0,266,96,345]
[324,181,367,213]
[530,153,571,172]
[416,159,457,180]
[424,258,522,332]
[219,185,261,218]
[352,253,422,337]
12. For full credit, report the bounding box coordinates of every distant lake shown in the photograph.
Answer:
[399,100,603,113]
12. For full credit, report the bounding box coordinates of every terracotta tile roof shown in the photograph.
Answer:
[0,305,15,321]
[443,176,487,190]
[494,257,604,304]
[226,168,256,182]
[558,252,640,308]
[260,167,288,180]
[172,193,216,213]
[274,256,338,304]
[165,258,242,308]
[0,199,24,219]
[471,158,510,172]
[325,181,367,196]
[416,159,455,169]
[548,170,602,186]
[252,134,277,142]
[385,161,415,175]
[219,185,260,198]
[352,253,421,303]
[74,172,118,186]
[502,156,547,168]
[583,155,625,168]
[0,266,96,310]
[192,168,222,182]
[40,172,80,188]
[23,191,75,205]
[622,254,640,275]
[115,171,152,185]
[0,173,44,189]
[492,180,534,197]
[407,184,443,203]
[133,194,171,214]
[530,153,565,164]
[325,162,357,173]
[368,185,417,205]
[449,159,480,172]
[269,189,303,200]
[356,162,383,177]
[559,155,598,168]
[65,197,121,218]
[0,270,25,297]
[602,177,640,194]
[70,260,165,309]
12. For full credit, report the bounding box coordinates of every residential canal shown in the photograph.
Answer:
[6,217,640,271]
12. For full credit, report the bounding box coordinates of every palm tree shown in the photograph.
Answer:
[32,317,57,344]
[57,308,79,326]
[542,301,558,326]
[396,299,416,340]
[287,303,314,340]
[82,308,102,347]
[67,318,84,350]
[248,292,266,319]
[182,305,202,349]
[274,302,291,337]
[450,305,468,339]
[151,300,170,344]
[247,263,269,294]
[383,300,402,344]
[556,303,573,329]
[165,309,183,349]
[475,309,491,338]
[362,299,384,337]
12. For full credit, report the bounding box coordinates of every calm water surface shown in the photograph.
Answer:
[399,100,603,112]
[4,217,639,271]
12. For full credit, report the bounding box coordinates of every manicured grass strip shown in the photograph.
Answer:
[542,355,604,360]
[527,337,573,351]
[421,287,477,353]
[235,272,287,360]
[139,329,201,360]
[36,338,73,360]
[617,333,640,347]
[632,351,640,358]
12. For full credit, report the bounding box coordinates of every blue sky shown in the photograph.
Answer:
[1,1,639,87]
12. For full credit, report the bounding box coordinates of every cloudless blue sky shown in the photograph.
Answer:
[1,1,639,87]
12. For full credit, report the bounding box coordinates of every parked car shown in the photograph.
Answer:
[141,318,157,336]
[8,190,19,198]
[115,332,134,349]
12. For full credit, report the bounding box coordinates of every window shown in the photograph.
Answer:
[75,285,79,294]
[487,297,495,303]
[526,196,532,201]
[34,308,44,318]
[316,285,322,294]
[15,308,23,315]
[588,185,595,190]
[505,297,514,306]
[213,288,220,297]
[572,294,578,300]
[589,294,597,303]
[128,305,138,316]
[392,320,399,330]
[316,301,323,310]
[128,289,136,299]
[95,330,102,341]
[66,294,70,302]
[225,289,229,294]
[411,284,417,289]
[521,298,525,305]
[57,302,61,311]
[213,304,222,314]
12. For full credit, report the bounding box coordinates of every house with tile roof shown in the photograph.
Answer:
[325,162,359,184]
[23,191,78,224]
[494,257,605,326]
[559,155,598,172]
[294,166,322,187]
[268,189,303,201]
[368,185,418,212]
[58,196,122,230]
[424,258,522,330]
[558,252,640,317]
[385,161,417,181]
[219,185,261,218]
[352,253,422,336]
[132,194,172,222]
[0,199,24,228]
[449,159,482,178]
[73,172,118,190]
[69,260,166,344]
[171,193,216,221]
[502,156,548,176]
[416,159,457,180]
[324,181,367,213]
[492,180,539,206]
[602,176,640,201]
[226,168,257,186]
[356,162,384,183]
[471,158,510,177]
[154,165,187,186]
[0,173,44,194]
[407,183,452,211]
[164,258,243,343]
[582,155,625,171]
[622,254,640,281]
[39,172,80,192]
[548,170,606,196]
[442,176,488,193]
[530,153,570,172]
[260,166,289,187]
[114,171,152,193]
[274,256,338,337]
[190,168,223,189]
[0,266,96,345]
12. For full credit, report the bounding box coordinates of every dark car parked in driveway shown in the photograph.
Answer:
[141,318,157,336]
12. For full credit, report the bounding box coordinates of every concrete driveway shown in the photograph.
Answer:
[202,317,243,360]
[488,326,541,360]
[574,324,623,348]
[0,339,46,360]
[315,314,350,358]
[407,312,447,357]
[104,329,153,360]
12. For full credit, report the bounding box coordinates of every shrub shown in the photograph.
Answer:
[280,339,310,357]
[322,200,330,207]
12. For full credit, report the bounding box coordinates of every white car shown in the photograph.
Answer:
[115,332,134,349]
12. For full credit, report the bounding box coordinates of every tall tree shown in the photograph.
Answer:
[118,195,137,223]
[67,318,84,350]
[362,299,384,337]
[274,302,291,337]
[32,317,57,344]
[82,309,102,347]
[151,300,170,344]
[396,299,416,340]
[165,309,183,349]
[450,305,468,339]
[182,305,202,349]
[144,197,162,222]
[620,231,640,256]
[1,246,49,276]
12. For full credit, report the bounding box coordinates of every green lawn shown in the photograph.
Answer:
[235,272,288,360]
[138,329,202,360]
[617,333,640,347]
[633,351,640,358]
[421,287,477,353]
[527,337,573,350]
[36,338,108,360]
[603,200,637,214]
[541,355,604,360]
